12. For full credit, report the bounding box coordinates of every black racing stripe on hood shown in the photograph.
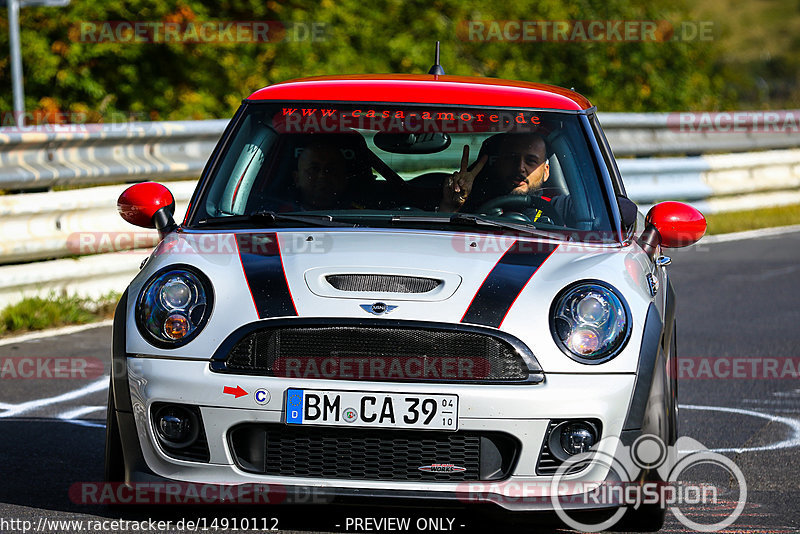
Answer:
[461,241,558,328]
[236,233,297,318]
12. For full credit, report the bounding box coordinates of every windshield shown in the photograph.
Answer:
[189,102,616,241]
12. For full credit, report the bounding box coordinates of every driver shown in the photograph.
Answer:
[294,142,351,209]
[292,138,377,210]
[439,132,570,224]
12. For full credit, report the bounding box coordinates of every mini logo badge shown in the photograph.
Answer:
[418,464,467,473]
[360,302,397,315]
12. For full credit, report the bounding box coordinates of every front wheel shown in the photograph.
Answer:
[618,502,667,532]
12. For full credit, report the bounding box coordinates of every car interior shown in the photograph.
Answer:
[206,113,613,233]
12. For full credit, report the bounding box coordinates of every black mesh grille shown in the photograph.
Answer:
[326,274,440,293]
[221,325,530,382]
[536,421,562,475]
[229,424,518,481]
[178,431,210,462]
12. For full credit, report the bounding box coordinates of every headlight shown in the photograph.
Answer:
[550,281,630,364]
[136,266,214,347]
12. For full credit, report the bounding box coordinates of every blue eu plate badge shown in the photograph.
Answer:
[286,389,303,424]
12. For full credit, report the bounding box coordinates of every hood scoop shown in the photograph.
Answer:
[325,274,441,294]
[305,267,462,302]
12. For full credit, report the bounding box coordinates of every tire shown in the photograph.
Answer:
[104,377,125,483]
[618,503,666,532]
[669,323,679,445]
[619,323,676,532]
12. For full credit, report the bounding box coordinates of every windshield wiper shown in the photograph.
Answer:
[196,210,354,228]
[450,213,569,240]
[391,213,568,241]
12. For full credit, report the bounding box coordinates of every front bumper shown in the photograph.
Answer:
[122,356,637,511]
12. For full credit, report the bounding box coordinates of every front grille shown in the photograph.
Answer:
[536,421,562,475]
[326,274,441,294]
[216,324,533,383]
[229,424,518,481]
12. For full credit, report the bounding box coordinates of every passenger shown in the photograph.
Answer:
[439,132,568,224]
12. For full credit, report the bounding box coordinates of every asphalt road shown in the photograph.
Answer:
[1,229,799,534]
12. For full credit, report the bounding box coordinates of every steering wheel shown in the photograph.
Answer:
[476,194,564,226]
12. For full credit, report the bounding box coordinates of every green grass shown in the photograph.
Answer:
[0,292,119,337]
[704,203,800,235]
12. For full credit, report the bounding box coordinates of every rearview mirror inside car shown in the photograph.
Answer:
[373,132,451,154]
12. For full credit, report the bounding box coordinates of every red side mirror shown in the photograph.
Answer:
[117,182,175,230]
[645,201,707,248]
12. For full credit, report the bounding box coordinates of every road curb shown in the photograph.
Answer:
[701,224,800,244]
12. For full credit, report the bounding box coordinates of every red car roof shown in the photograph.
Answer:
[247,74,592,111]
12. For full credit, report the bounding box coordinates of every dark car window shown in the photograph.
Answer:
[191,103,616,242]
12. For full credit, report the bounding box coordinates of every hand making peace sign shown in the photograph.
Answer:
[439,145,488,212]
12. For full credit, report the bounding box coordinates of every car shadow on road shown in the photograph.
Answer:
[0,418,580,533]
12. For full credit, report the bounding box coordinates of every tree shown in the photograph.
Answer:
[0,0,736,122]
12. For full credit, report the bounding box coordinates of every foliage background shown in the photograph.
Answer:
[0,0,796,122]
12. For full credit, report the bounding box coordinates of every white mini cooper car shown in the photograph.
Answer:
[107,73,706,530]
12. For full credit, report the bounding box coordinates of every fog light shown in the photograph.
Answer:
[560,423,596,455]
[548,420,600,462]
[153,405,199,448]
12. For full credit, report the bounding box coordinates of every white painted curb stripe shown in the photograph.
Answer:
[0,376,108,418]
[64,420,105,429]
[58,405,105,420]
[681,404,800,453]
[0,319,113,347]
[700,224,800,244]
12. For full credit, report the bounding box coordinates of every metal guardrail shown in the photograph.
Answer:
[1,112,799,190]
[0,120,227,190]
[0,112,799,309]
[4,147,799,266]
[599,112,800,156]
[0,181,196,264]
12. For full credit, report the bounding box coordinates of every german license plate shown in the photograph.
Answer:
[285,389,458,430]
